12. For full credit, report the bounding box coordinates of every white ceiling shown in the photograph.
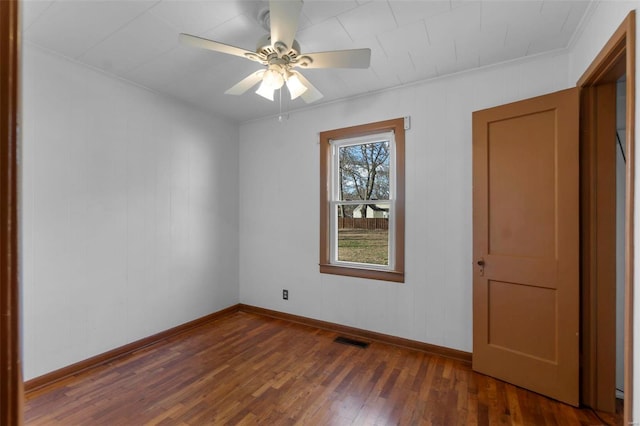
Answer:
[22,0,593,122]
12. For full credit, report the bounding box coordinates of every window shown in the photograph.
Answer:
[320,118,405,282]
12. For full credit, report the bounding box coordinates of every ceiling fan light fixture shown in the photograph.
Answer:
[286,73,307,100]
[262,68,285,90]
[255,81,275,101]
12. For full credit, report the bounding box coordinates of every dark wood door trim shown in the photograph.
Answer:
[580,83,617,412]
[578,11,635,423]
[0,0,22,424]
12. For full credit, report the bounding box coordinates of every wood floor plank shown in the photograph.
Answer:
[25,311,622,425]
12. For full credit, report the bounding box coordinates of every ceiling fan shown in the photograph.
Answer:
[179,0,371,104]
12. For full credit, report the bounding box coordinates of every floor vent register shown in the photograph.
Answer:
[333,336,370,349]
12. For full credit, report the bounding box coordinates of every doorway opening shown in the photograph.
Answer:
[578,11,635,424]
[616,76,626,403]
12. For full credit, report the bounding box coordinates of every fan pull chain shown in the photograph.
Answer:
[278,88,282,121]
[278,88,289,122]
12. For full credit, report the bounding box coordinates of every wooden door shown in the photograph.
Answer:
[472,88,580,406]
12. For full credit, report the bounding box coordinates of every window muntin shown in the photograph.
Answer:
[319,118,405,283]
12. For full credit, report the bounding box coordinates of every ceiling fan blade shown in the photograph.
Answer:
[291,71,323,104]
[295,48,371,69]
[269,0,303,50]
[225,70,266,95]
[179,33,256,60]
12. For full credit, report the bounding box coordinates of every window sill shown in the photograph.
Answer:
[319,264,404,283]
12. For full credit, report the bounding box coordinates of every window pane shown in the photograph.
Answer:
[339,141,390,201]
[337,202,390,266]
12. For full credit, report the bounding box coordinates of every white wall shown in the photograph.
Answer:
[238,52,569,353]
[22,46,240,380]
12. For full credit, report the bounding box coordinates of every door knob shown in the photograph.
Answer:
[477,258,485,277]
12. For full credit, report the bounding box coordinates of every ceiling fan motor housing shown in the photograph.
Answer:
[255,34,304,65]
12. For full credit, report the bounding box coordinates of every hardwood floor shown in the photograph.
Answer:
[25,312,621,425]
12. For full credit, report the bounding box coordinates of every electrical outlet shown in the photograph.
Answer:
[283,289,288,300]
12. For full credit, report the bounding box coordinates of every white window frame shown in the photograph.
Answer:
[329,132,396,271]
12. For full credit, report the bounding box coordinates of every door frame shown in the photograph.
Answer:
[577,11,635,423]
[0,0,22,424]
